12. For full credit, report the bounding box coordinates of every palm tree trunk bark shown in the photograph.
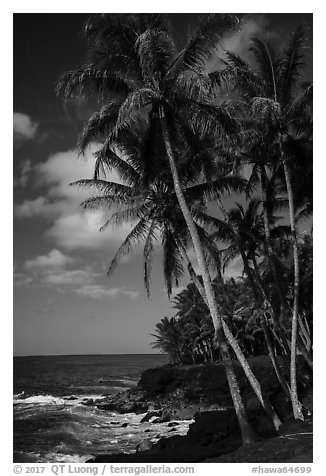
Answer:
[280,142,304,421]
[239,247,260,302]
[159,106,255,444]
[251,254,290,356]
[240,249,291,407]
[179,244,282,430]
[261,315,292,399]
[260,166,289,322]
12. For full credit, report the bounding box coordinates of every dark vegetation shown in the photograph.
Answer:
[57,12,313,451]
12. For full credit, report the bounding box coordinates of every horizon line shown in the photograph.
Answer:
[13,352,164,357]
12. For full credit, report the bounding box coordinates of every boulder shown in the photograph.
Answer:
[140,411,162,423]
[136,440,154,452]
[81,398,94,406]
[187,409,239,445]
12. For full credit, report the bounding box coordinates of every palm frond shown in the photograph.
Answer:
[56,66,136,102]
[101,202,151,230]
[182,99,238,141]
[136,28,177,87]
[194,211,234,243]
[212,52,263,97]
[162,226,184,298]
[286,82,312,127]
[80,195,133,210]
[222,245,240,272]
[186,175,246,202]
[174,70,211,102]
[181,14,239,71]
[114,88,159,136]
[143,220,157,297]
[71,179,132,196]
[245,163,261,197]
[93,143,141,183]
[278,25,307,105]
[249,38,280,101]
[78,101,123,153]
[107,217,150,277]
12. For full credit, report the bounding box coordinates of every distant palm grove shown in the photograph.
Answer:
[57,14,312,444]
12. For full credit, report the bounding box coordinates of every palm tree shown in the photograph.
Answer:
[215,28,312,419]
[58,13,257,442]
[152,316,184,364]
[74,120,285,429]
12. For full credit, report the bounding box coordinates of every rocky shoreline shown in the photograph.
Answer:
[85,356,313,463]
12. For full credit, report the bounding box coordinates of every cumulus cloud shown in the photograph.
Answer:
[23,249,97,288]
[46,211,133,250]
[76,284,139,300]
[14,112,38,145]
[15,144,133,251]
[25,249,75,271]
[15,196,64,219]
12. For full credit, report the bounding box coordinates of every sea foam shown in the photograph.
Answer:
[14,395,66,405]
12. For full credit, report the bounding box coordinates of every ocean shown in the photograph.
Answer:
[13,354,191,463]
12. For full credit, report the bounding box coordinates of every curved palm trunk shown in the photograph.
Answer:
[159,107,255,444]
[261,315,291,399]
[251,254,289,355]
[260,167,289,322]
[280,142,304,421]
[239,247,260,302]
[239,248,291,406]
[260,168,292,358]
[180,244,282,430]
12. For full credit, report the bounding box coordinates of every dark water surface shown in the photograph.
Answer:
[13,354,191,463]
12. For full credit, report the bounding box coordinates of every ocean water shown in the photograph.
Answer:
[13,354,192,463]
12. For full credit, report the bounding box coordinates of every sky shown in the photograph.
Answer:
[13,13,313,356]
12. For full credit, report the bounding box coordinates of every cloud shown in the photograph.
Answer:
[25,249,75,271]
[14,196,64,219]
[14,112,38,145]
[209,14,271,69]
[13,272,33,287]
[45,268,95,286]
[23,249,97,288]
[223,15,270,57]
[15,144,133,250]
[76,284,139,300]
[14,159,33,188]
[46,211,133,250]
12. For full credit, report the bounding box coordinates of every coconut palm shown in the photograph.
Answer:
[58,13,258,442]
[152,316,184,364]
[193,198,293,406]
[74,117,285,429]
[214,27,313,419]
